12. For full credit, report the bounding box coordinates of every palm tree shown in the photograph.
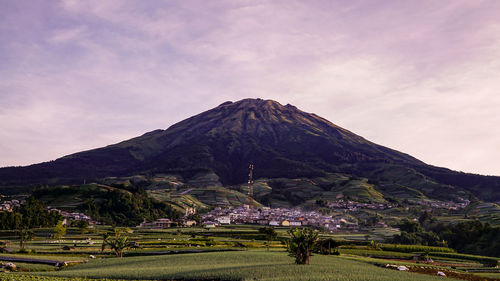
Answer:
[102,230,133,258]
[287,228,318,264]
[102,236,130,257]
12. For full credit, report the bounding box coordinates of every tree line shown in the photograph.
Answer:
[33,184,182,226]
[392,212,500,257]
[0,197,62,230]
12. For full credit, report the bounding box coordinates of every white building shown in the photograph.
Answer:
[216,216,231,224]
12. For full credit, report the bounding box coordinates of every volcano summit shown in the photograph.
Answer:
[1,98,499,202]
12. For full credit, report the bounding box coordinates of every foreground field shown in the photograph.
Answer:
[28,250,447,281]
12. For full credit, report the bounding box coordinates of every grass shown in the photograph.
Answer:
[33,250,447,281]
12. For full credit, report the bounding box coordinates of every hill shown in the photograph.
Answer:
[1,98,499,203]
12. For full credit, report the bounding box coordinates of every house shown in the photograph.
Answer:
[139,218,173,229]
[183,220,197,227]
[216,216,231,224]
[269,220,280,226]
[257,219,269,225]
[185,207,196,217]
[203,222,217,228]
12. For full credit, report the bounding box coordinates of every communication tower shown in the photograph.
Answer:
[247,163,254,207]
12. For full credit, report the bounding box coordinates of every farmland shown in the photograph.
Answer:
[5,251,449,281]
[1,225,499,281]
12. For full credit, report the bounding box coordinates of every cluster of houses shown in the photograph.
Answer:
[410,199,470,210]
[137,216,198,229]
[0,199,25,211]
[327,200,396,211]
[327,199,470,213]
[200,205,359,231]
[48,208,95,224]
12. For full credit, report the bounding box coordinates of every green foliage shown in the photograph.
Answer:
[53,220,66,239]
[0,197,62,230]
[392,219,444,246]
[259,227,278,251]
[34,185,182,226]
[392,231,443,246]
[288,228,319,264]
[398,219,423,233]
[418,211,436,227]
[431,220,500,257]
[18,228,34,250]
[102,228,136,257]
[315,238,341,255]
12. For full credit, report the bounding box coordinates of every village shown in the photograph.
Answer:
[0,193,470,232]
[199,205,358,231]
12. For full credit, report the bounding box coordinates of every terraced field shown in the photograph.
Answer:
[32,250,446,281]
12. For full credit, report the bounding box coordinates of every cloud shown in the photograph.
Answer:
[1,0,500,176]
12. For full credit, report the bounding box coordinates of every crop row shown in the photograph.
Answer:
[339,248,413,259]
[0,274,139,281]
[380,244,455,253]
[429,252,498,267]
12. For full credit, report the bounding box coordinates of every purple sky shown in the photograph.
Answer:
[1,0,500,176]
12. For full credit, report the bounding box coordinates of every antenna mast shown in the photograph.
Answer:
[247,163,254,207]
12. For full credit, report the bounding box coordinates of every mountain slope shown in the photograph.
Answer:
[0,98,499,202]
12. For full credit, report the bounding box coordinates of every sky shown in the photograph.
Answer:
[1,0,499,176]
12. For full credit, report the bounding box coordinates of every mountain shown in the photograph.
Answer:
[1,98,499,202]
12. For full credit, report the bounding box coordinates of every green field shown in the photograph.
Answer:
[1,225,499,280]
[28,250,446,281]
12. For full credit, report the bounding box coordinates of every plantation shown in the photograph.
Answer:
[30,251,447,281]
[1,225,499,280]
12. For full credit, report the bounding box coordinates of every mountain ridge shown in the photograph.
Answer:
[1,98,499,202]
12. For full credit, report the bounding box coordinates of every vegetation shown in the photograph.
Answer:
[391,214,500,258]
[0,224,498,280]
[315,238,341,255]
[287,228,319,264]
[33,184,182,226]
[53,220,66,239]
[0,197,62,230]
[259,227,278,251]
[18,229,34,250]
[428,252,498,267]
[33,251,447,281]
[431,220,500,258]
[101,228,136,257]
[379,244,454,253]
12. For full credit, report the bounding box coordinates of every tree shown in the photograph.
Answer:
[398,219,422,233]
[101,233,110,252]
[315,238,340,255]
[54,220,66,239]
[19,229,34,250]
[259,227,278,251]
[287,228,318,265]
[103,236,130,257]
[102,228,133,257]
